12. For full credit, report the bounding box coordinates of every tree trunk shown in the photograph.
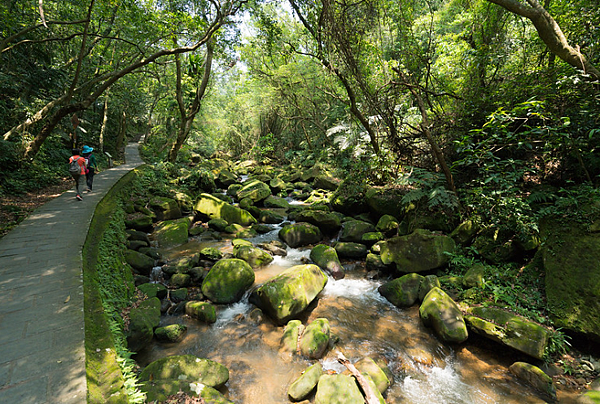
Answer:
[487,0,600,80]
[116,109,126,157]
[99,96,109,152]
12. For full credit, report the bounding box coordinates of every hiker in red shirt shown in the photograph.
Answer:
[68,149,87,201]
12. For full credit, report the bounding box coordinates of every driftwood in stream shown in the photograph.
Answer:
[337,352,381,404]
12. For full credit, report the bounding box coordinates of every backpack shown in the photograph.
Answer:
[69,157,81,175]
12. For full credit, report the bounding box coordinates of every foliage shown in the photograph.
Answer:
[396,167,460,213]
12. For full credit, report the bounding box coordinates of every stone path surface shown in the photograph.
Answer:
[0,143,143,404]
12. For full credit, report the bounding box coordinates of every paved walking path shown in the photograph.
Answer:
[0,143,143,404]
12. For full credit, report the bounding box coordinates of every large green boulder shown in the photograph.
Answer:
[279,222,323,248]
[155,324,187,343]
[125,213,154,232]
[139,355,229,389]
[233,244,274,268]
[339,220,376,243]
[419,275,441,301]
[127,297,161,352]
[288,363,323,401]
[314,374,364,404]
[195,193,257,226]
[465,306,551,360]
[310,244,345,280]
[299,318,331,359]
[236,179,272,203]
[264,195,290,210]
[380,229,456,273]
[140,380,233,403]
[125,250,155,276]
[376,214,400,237]
[184,301,217,323]
[149,196,182,221]
[378,273,424,307]
[541,218,600,342]
[294,210,342,234]
[201,258,255,304]
[154,218,190,248]
[334,242,368,259]
[257,209,285,224]
[354,357,390,394]
[509,362,556,401]
[365,187,405,218]
[249,264,328,324]
[419,287,468,343]
[280,320,304,353]
[216,170,238,188]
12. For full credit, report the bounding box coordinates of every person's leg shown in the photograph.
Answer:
[73,174,82,199]
[86,168,95,191]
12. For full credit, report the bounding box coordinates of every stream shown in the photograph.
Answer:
[135,214,556,403]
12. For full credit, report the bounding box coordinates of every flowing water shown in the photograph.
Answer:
[135,222,556,403]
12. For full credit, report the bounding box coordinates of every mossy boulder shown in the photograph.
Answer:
[200,247,222,261]
[361,232,384,247]
[334,242,368,259]
[139,355,229,389]
[419,274,441,301]
[419,287,468,343]
[299,318,331,359]
[288,363,323,401]
[264,195,290,210]
[376,214,400,237]
[125,250,155,276]
[339,220,376,243]
[125,214,154,232]
[310,244,345,280]
[380,229,456,273]
[155,324,187,343]
[366,253,394,273]
[126,229,151,243]
[354,357,390,394]
[127,297,161,352]
[195,193,257,226]
[330,187,369,216]
[450,220,479,245]
[149,196,182,221]
[279,222,323,248]
[184,301,217,323]
[314,374,364,404]
[463,264,486,288]
[269,177,288,194]
[257,209,285,224]
[201,258,255,304]
[138,282,167,299]
[236,179,272,203]
[541,218,600,342]
[379,273,424,307]
[365,187,405,218]
[294,210,342,234]
[170,273,191,288]
[314,174,341,191]
[465,306,551,360]
[281,320,304,353]
[249,264,328,325]
[233,244,274,268]
[208,218,229,232]
[509,362,556,401]
[216,170,238,188]
[154,218,190,248]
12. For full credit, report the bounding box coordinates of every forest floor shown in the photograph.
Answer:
[0,178,72,239]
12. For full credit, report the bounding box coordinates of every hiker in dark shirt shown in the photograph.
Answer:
[68,149,87,201]
[81,145,98,192]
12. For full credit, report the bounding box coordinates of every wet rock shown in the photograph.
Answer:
[154,218,190,248]
[419,287,468,343]
[379,273,424,307]
[195,193,257,226]
[127,297,161,352]
[155,324,187,343]
[300,318,331,359]
[314,374,364,404]
[379,229,455,273]
[509,362,557,402]
[185,301,216,323]
[236,179,272,203]
[199,247,222,261]
[208,218,228,232]
[376,214,400,237]
[418,274,441,301]
[149,196,182,221]
[138,282,167,299]
[294,209,342,235]
[202,258,255,304]
[354,357,391,394]
[465,306,551,360]
[365,253,394,273]
[139,355,229,389]
[361,231,384,247]
[310,244,345,280]
[257,209,285,224]
[281,320,304,353]
[264,194,290,210]
[334,242,368,259]
[249,264,328,325]
[138,246,161,260]
[125,250,155,276]
[170,288,188,303]
[258,240,288,257]
[140,380,232,403]
[170,273,191,288]
[233,244,274,268]
[288,363,323,401]
[339,220,376,243]
[279,222,323,248]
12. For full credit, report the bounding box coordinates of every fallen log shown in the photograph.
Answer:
[336,352,381,404]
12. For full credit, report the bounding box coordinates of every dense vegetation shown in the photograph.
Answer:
[1,0,599,392]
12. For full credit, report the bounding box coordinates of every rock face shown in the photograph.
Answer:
[419,287,468,343]
[201,259,255,304]
[127,297,161,352]
[236,179,272,203]
[541,218,600,342]
[379,229,456,273]
[279,222,323,248]
[465,306,551,360]
[299,318,331,359]
[195,193,257,226]
[379,273,424,307]
[249,264,328,325]
[315,374,365,404]
[310,244,345,280]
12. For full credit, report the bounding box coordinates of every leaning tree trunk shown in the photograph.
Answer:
[99,95,109,152]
